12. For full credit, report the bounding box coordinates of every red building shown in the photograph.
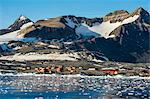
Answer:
[102,69,119,75]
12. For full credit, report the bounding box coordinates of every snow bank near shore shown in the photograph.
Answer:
[0,52,80,61]
[0,52,104,62]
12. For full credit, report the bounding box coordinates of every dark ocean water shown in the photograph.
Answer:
[0,74,149,99]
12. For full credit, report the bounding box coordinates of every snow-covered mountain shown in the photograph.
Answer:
[0,15,34,42]
[0,7,149,63]
[0,8,147,40]
[0,15,33,35]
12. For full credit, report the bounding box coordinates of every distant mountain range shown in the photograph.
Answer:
[0,7,149,63]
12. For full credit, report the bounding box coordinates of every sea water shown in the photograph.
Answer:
[0,74,149,99]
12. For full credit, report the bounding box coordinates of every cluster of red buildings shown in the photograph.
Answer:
[35,66,63,74]
[34,65,119,75]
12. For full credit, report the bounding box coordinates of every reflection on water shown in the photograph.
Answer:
[0,75,149,99]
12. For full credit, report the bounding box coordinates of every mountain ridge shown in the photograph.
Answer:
[0,7,149,63]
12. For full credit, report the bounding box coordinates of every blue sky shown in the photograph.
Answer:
[0,0,150,29]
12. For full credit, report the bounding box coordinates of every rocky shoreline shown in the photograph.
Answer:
[0,60,149,77]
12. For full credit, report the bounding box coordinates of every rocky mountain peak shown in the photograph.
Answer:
[18,15,28,21]
[105,10,129,17]
[0,15,33,35]
[15,15,32,23]
[132,7,150,24]
[134,7,149,15]
[8,15,33,31]
[103,10,129,22]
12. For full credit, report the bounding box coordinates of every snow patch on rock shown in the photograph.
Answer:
[76,23,100,37]
[19,16,27,21]
[62,15,140,38]
[65,18,77,28]
[89,21,121,38]
[89,15,139,38]
[20,22,33,29]
[122,15,139,24]
[0,30,37,43]
[0,30,20,42]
